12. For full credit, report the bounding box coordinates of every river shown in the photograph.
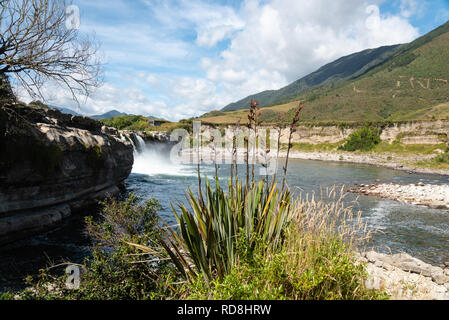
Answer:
[1,139,448,291]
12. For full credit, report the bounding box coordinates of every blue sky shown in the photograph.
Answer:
[23,0,449,120]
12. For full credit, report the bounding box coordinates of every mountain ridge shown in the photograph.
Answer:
[222,44,401,111]
[209,20,449,123]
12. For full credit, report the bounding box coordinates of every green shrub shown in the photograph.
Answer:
[101,115,168,131]
[0,292,15,300]
[433,152,449,164]
[184,189,386,300]
[29,100,49,109]
[128,179,294,282]
[186,239,384,300]
[175,179,294,281]
[339,126,381,152]
[17,196,178,300]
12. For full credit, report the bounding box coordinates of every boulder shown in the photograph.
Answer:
[361,251,449,299]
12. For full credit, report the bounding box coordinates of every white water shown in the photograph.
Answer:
[135,135,146,153]
[127,135,136,150]
[130,134,195,177]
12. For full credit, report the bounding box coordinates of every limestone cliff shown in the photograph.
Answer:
[0,103,134,244]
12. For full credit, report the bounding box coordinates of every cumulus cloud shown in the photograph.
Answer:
[14,0,423,121]
[400,0,419,18]
[17,73,226,121]
[148,0,245,48]
[201,0,420,102]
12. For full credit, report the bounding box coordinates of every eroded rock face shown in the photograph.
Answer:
[0,104,134,244]
[358,251,449,300]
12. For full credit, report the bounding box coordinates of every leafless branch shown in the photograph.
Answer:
[0,0,103,105]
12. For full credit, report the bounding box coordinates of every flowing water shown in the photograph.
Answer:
[1,136,449,290]
[127,138,449,266]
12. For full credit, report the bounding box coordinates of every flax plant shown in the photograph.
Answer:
[126,100,298,283]
[282,103,304,191]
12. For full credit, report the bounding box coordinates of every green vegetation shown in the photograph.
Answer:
[339,127,381,152]
[3,92,388,301]
[203,21,449,123]
[372,141,447,155]
[166,179,293,281]
[29,100,49,109]
[287,142,342,153]
[184,190,386,300]
[101,114,189,132]
[414,146,449,169]
[434,152,449,164]
[15,196,176,300]
[102,115,156,131]
[14,186,383,300]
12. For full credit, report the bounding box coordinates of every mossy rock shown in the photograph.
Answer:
[0,135,63,176]
[86,145,106,170]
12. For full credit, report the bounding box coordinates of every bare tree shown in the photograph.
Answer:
[0,0,102,104]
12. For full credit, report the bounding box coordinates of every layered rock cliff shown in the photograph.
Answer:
[0,103,134,244]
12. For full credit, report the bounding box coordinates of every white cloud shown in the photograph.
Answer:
[148,0,245,48]
[190,5,245,48]
[16,73,227,121]
[13,0,423,121]
[400,0,419,18]
[202,0,420,104]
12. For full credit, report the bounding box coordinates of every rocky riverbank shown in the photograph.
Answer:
[176,146,449,176]
[0,103,134,244]
[283,150,449,176]
[358,251,449,300]
[348,183,449,210]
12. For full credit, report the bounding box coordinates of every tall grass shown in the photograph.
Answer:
[183,188,381,300]
[123,102,382,300]
[127,179,294,282]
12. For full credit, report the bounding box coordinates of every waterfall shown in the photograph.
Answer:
[135,134,146,154]
[126,134,137,150]
[130,134,194,177]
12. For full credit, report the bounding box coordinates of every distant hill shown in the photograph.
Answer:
[91,110,130,120]
[49,105,82,117]
[207,20,449,123]
[294,20,449,122]
[90,110,162,121]
[28,101,83,117]
[222,44,401,111]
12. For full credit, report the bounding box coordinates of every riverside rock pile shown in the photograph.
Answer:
[348,183,449,210]
[357,251,449,300]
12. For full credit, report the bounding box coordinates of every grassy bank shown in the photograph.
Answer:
[3,187,385,300]
[286,141,446,156]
